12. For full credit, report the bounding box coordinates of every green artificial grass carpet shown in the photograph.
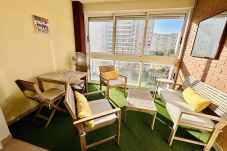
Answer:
[9,84,214,151]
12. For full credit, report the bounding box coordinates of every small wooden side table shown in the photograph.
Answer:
[125,88,157,130]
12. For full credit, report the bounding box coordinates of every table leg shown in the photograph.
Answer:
[151,112,157,130]
[37,78,44,92]
[85,74,88,93]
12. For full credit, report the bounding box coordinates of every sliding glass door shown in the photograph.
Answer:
[86,12,187,89]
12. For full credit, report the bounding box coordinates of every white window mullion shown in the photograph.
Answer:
[139,12,149,87]
[112,14,117,55]
[138,62,143,87]
[141,12,149,56]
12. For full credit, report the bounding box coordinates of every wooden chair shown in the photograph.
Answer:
[64,85,121,151]
[154,77,227,151]
[15,79,65,128]
[71,65,88,93]
[99,65,127,99]
[70,80,86,93]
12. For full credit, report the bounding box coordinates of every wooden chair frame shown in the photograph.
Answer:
[99,65,127,99]
[64,85,121,151]
[15,79,65,128]
[154,78,227,151]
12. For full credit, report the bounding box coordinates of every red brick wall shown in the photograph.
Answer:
[177,0,227,150]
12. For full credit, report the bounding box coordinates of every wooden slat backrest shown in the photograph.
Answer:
[182,77,227,118]
[15,79,36,92]
[99,65,115,73]
[64,85,77,120]
[15,79,45,102]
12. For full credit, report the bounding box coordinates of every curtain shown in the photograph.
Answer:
[72,1,86,54]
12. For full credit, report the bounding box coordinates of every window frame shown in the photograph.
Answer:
[85,10,190,87]
[115,15,146,55]
[89,58,114,81]
[144,14,186,56]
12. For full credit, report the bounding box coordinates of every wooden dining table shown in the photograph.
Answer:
[37,70,88,92]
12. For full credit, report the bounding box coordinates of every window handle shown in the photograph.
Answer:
[179,36,183,45]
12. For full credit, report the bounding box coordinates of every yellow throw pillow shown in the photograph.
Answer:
[181,87,211,112]
[75,92,94,128]
[101,70,119,80]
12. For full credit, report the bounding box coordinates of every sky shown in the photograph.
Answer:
[153,19,184,34]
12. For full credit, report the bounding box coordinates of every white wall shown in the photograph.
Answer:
[0,0,75,123]
[0,106,11,148]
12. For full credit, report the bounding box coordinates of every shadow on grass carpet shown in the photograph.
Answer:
[9,84,214,151]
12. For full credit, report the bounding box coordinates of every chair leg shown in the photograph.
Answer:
[124,84,127,97]
[50,96,66,113]
[80,133,87,151]
[168,123,178,146]
[153,83,159,102]
[81,82,86,94]
[44,99,62,128]
[151,112,157,130]
[100,82,102,90]
[107,86,110,100]
[76,124,87,151]
[203,128,221,151]
[117,111,121,145]
[124,108,128,122]
[153,90,157,103]
[33,103,44,122]
[44,108,56,128]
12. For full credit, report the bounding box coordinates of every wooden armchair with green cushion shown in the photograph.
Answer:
[64,85,121,151]
[99,65,127,99]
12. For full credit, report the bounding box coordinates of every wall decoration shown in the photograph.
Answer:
[191,12,227,58]
[33,15,49,33]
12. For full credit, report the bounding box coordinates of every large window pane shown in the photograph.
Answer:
[90,59,113,81]
[115,61,140,86]
[191,14,227,58]
[89,18,113,53]
[115,17,145,55]
[144,17,184,56]
[141,64,174,89]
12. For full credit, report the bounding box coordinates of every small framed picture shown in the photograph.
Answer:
[33,15,49,33]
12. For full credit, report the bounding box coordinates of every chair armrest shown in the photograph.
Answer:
[99,75,109,82]
[180,110,227,123]
[156,78,182,86]
[119,75,127,82]
[83,90,106,96]
[73,108,121,125]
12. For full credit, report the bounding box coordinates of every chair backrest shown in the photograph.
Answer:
[15,79,36,93]
[99,65,115,73]
[64,85,77,120]
[182,77,227,118]
[15,79,44,102]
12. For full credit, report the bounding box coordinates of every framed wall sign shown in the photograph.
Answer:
[191,12,227,58]
[33,15,49,33]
